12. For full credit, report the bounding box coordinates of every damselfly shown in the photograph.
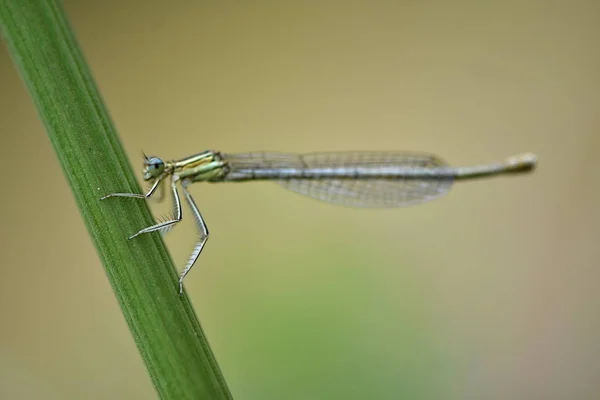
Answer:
[102,150,537,293]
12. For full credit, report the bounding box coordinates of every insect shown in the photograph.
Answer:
[102,150,537,293]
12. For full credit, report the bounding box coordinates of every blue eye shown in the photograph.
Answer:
[144,157,165,179]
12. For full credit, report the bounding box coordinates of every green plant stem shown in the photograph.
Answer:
[0,1,232,399]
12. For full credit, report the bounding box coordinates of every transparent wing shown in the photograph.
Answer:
[223,151,454,208]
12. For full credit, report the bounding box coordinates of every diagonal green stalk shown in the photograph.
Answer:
[0,1,232,399]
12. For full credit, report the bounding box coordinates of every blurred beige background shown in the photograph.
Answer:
[1,1,599,399]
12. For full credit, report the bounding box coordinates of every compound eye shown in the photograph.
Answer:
[144,157,165,179]
[149,157,164,169]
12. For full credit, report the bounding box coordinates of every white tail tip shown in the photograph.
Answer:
[504,152,538,173]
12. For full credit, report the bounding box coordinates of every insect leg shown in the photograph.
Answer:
[128,175,183,239]
[177,179,209,294]
[101,177,163,200]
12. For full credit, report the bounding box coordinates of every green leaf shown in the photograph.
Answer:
[0,1,232,399]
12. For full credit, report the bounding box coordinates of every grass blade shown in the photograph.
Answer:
[0,1,233,398]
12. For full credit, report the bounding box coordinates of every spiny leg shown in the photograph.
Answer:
[178,179,209,294]
[101,177,162,200]
[128,176,183,239]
